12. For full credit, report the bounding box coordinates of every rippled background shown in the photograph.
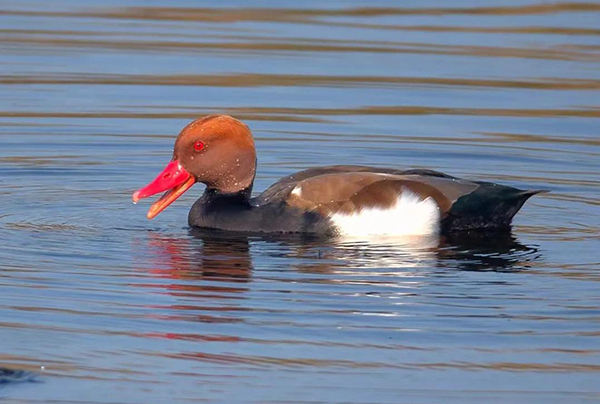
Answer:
[1,1,599,403]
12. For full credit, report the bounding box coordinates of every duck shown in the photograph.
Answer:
[133,115,544,236]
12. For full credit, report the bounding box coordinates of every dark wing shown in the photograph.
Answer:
[257,170,479,218]
[253,165,456,206]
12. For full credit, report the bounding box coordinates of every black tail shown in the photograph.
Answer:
[441,184,547,233]
[508,189,548,218]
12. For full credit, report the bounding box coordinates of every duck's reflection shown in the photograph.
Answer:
[146,230,252,282]
[138,229,541,331]
[139,231,254,325]
[143,229,541,280]
[437,231,542,272]
[142,231,253,311]
[277,232,540,274]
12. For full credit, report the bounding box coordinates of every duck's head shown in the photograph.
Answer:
[133,115,256,219]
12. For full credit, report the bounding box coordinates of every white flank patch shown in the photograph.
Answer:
[330,191,440,237]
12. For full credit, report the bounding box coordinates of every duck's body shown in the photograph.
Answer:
[134,115,544,236]
[188,165,542,236]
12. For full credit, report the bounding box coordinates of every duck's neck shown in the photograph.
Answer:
[202,185,253,209]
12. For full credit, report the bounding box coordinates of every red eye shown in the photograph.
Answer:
[193,141,205,152]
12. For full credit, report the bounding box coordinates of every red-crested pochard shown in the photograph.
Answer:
[133,115,544,236]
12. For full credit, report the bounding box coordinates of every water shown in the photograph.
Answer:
[1,1,599,402]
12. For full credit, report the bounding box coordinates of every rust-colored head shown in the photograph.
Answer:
[174,115,256,192]
[133,115,256,219]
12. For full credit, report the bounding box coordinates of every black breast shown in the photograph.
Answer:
[188,188,334,234]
